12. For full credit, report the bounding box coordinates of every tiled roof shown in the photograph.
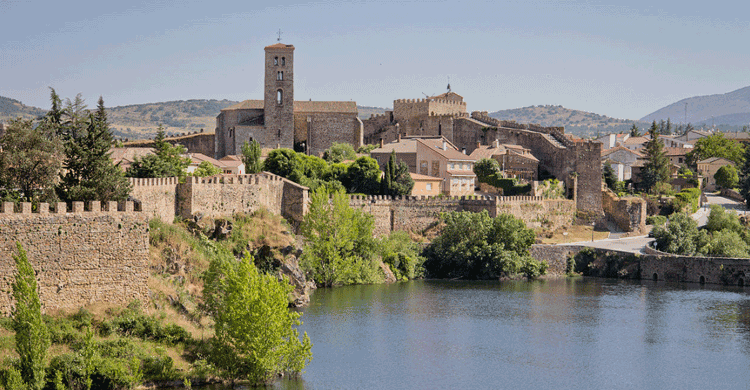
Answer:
[187,153,227,168]
[223,100,264,111]
[663,147,688,156]
[265,43,294,50]
[417,138,475,161]
[697,157,734,165]
[601,145,644,158]
[109,147,154,166]
[410,172,442,181]
[370,139,417,154]
[222,99,358,114]
[624,136,649,145]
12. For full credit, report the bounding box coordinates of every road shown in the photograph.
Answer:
[562,193,747,254]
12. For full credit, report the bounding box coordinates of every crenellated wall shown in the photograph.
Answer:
[129,177,178,222]
[0,201,149,314]
[348,195,575,237]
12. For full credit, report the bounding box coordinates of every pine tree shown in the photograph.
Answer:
[602,161,617,190]
[739,146,750,208]
[380,151,414,196]
[57,96,131,202]
[641,129,671,193]
[629,124,640,137]
[665,118,673,135]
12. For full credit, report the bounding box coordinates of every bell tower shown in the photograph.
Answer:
[264,42,295,148]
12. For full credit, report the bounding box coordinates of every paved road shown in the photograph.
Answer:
[561,193,747,254]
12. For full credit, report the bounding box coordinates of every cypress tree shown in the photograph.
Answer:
[640,129,671,193]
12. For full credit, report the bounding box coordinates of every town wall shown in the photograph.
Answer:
[0,201,149,314]
[124,132,216,159]
[348,195,575,237]
[129,177,178,222]
[294,112,362,156]
[601,188,647,232]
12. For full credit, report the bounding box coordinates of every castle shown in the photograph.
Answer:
[214,43,364,158]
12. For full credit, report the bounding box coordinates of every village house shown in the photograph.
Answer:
[409,172,443,196]
[697,157,735,191]
[218,155,246,175]
[469,140,539,181]
[600,146,643,181]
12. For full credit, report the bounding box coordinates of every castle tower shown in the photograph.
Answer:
[264,43,295,148]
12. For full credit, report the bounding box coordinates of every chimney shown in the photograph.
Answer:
[398,133,402,142]
[476,141,481,149]
[462,148,466,155]
[379,138,384,148]
[493,139,499,148]
[442,140,447,151]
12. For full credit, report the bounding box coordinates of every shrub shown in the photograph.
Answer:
[646,215,667,226]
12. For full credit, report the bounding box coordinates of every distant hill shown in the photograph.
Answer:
[488,105,643,138]
[0,96,390,140]
[641,86,750,127]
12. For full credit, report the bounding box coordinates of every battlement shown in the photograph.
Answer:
[348,194,544,204]
[429,112,469,118]
[129,177,179,187]
[393,98,467,106]
[0,201,139,215]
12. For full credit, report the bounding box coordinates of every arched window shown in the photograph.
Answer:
[274,56,278,65]
[277,71,283,80]
[277,89,283,105]
[282,57,286,65]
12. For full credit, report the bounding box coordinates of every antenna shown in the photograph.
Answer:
[277,29,282,42]
[447,76,451,93]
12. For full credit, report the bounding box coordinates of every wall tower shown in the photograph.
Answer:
[264,43,295,148]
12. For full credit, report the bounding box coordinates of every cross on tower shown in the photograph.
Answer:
[277,29,282,42]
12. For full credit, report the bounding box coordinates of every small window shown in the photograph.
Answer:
[277,89,283,105]
[282,57,286,65]
[426,183,432,191]
[277,71,283,80]
[274,56,278,65]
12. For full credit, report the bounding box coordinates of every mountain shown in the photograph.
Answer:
[640,86,750,127]
[0,96,47,121]
[488,105,641,138]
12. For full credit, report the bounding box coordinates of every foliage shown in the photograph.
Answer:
[714,165,738,189]
[263,148,304,181]
[191,161,222,177]
[202,251,312,384]
[0,118,62,202]
[380,151,414,196]
[473,158,500,182]
[300,188,382,286]
[629,123,640,137]
[323,142,357,163]
[125,128,190,179]
[241,140,263,174]
[652,213,701,255]
[356,144,378,154]
[99,304,191,346]
[57,96,131,202]
[423,211,546,279]
[539,178,565,199]
[674,187,701,213]
[342,157,381,195]
[705,229,749,258]
[640,129,671,193]
[645,215,667,226]
[11,243,51,390]
[740,144,750,208]
[705,205,743,234]
[686,133,744,167]
[602,161,617,190]
[377,231,425,280]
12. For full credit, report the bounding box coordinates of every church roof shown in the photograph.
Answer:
[222,100,357,114]
[429,91,464,101]
[265,43,294,50]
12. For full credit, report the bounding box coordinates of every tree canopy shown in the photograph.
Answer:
[126,128,190,179]
[640,130,671,193]
[241,139,263,174]
[380,151,414,196]
[714,165,739,189]
[686,133,744,167]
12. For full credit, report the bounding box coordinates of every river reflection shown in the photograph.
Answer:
[213,278,750,390]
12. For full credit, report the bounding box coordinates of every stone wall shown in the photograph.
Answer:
[294,112,362,156]
[124,132,215,157]
[0,201,149,314]
[601,188,647,232]
[129,177,178,222]
[349,195,576,237]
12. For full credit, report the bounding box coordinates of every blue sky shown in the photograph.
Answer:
[1,0,748,120]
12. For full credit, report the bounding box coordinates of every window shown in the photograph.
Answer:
[426,183,432,191]
[282,57,286,65]
[277,89,283,105]
[274,56,278,65]
[277,71,283,80]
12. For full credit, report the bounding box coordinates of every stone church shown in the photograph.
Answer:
[215,43,363,158]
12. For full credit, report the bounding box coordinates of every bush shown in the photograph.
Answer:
[378,231,425,280]
[646,215,667,226]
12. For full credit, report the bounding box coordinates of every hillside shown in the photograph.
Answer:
[640,86,750,127]
[488,105,642,138]
[0,96,47,121]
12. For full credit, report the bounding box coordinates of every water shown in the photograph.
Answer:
[254,279,750,389]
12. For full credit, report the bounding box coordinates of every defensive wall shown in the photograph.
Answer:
[531,244,750,287]
[293,112,363,156]
[124,132,215,157]
[130,177,179,222]
[0,201,149,314]
[348,195,576,237]
[601,188,647,233]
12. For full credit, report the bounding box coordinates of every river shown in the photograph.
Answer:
[258,278,750,389]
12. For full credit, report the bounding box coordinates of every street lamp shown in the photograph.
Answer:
[591,221,596,242]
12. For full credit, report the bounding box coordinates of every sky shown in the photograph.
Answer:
[1,0,749,120]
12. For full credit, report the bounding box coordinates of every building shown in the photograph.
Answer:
[697,157,735,191]
[600,146,643,181]
[469,140,539,181]
[109,147,155,171]
[215,43,363,159]
[409,172,443,196]
[218,155,246,175]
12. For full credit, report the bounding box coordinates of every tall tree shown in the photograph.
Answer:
[0,118,62,201]
[602,161,617,190]
[739,145,750,208]
[126,127,190,179]
[381,151,414,196]
[241,139,263,174]
[686,133,744,168]
[640,129,671,193]
[11,243,51,390]
[629,123,640,137]
[58,96,131,202]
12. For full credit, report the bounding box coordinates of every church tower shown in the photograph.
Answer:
[264,43,295,148]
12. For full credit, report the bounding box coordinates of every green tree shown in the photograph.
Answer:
[423,211,546,279]
[57,96,131,202]
[300,188,381,286]
[241,140,263,174]
[202,250,312,384]
[380,151,414,196]
[640,129,671,193]
[740,145,750,208]
[686,133,745,167]
[473,158,500,182]
[652,212,700,255]
[343,156,381,194]
[602,161,617,190]
[11,243,51,390]
[629,124,640,137]
[126,128,190,179]
[714,165,739,189]
[322,142,356,163]
[191,161,222,177]
[0,118,62,202]
[263,149,304,182]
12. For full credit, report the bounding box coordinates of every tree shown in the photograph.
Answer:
[343,156,381,194]
[241,140,263,174]
[126,128,190,179]
[714,165,739,189]
[652,212,701,255]
[381,151,414,196]
[686,133,744,167]
[629,124,640,137]
[300,188,381,286]
[322,142,356,163]
[11,243,51,390]
[263,148,304,182]
[57,96,131,202]
[602,161,617,191]
[0,118,62,201]
[192,161,222,177]
[423,211,546,279]
[202,250,312,384]
[741,145,750,208]
[473,158,500,182]
[640,129,671,193]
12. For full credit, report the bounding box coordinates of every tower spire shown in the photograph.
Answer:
[277,29,282,42]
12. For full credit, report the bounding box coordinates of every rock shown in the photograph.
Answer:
[278,254,315,307]
[380,261,397,283]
